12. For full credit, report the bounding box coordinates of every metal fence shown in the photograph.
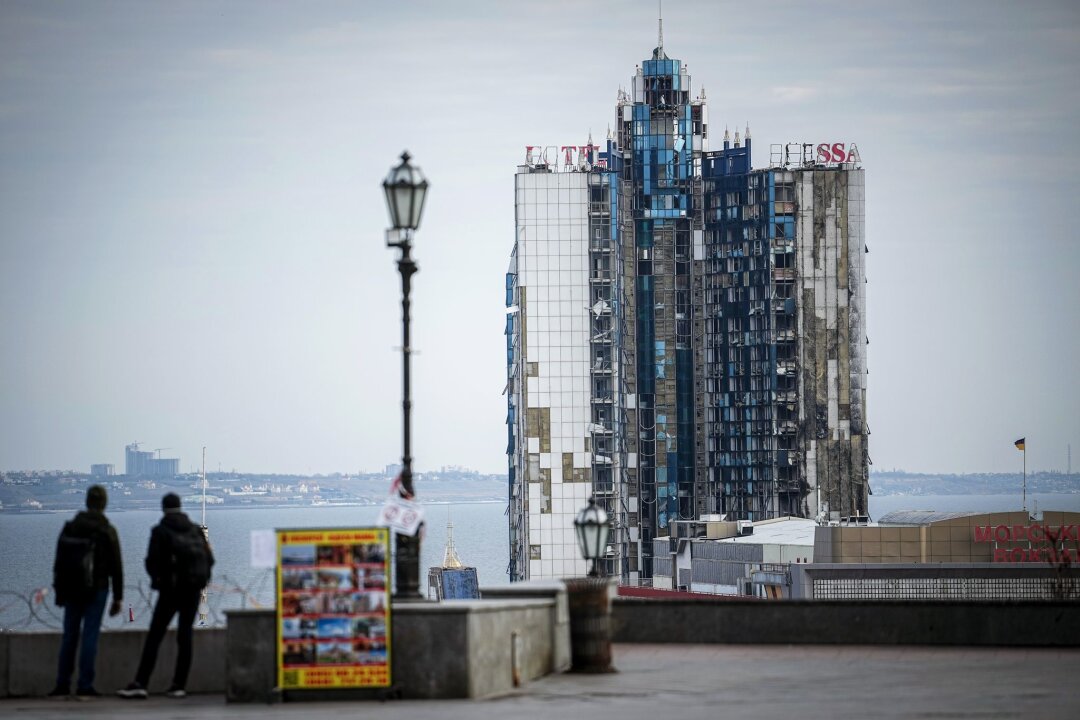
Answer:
[0,569,277,631]
[692,543,763,587]
[796,564,1080,601]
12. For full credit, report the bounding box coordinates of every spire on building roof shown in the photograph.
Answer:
[658,0,664,54]
[442,517,463,569]
[652,0,668,60]
[745,123,751,140]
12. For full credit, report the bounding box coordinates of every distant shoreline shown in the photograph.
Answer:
[0,498,506,515]
[6,492,1080,517]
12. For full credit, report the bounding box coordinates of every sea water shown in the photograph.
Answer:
[3,493,1077,630]
[0,502,509,630]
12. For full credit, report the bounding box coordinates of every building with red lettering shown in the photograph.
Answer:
[639,510,1080,599]
[794,510,1080,600]
[812,510,1080,565]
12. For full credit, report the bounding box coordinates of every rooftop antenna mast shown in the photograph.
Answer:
[658,0,664,54]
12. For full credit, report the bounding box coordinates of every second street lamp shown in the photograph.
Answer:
[382,151,429,600]
[574,496,610,577]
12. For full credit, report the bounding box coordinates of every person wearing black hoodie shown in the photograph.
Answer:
[117,492,213,699]
[50,484,123,697]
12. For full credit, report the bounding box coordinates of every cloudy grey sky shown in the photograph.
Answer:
[1,0,1078,477]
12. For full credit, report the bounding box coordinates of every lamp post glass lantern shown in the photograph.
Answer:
[383,151,429,231]
[382,151,429,600]
[574,496,610,577]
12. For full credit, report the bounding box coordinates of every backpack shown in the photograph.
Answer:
[168,524,212,590]
[54,523,97,606]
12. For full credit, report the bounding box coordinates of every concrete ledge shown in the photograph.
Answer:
[480,579,571,673]
[393,598,556,698]
[13,593,1067,699]
[613,598,1080,646]
[225,595,563,702]
[225,609,276,703]
[1,594,565,701]
[0,627,226,698]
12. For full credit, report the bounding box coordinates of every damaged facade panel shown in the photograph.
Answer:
[796,170,868,521]
[705,163,867,523]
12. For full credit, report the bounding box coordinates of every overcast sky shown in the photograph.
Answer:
[1,1,1078,478]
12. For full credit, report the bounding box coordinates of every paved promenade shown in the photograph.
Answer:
[4,643,1078,719]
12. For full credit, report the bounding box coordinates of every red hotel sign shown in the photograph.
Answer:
[772,142,862,168]
[524,144,606,170]
[973,524,1080,563]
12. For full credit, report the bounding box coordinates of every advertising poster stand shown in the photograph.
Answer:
[276,527,395,701]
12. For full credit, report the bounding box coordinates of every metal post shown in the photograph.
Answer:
[671,543,677,590]
[1023,445,1027,515]
[391,230,422,600]
[564,577,615,673]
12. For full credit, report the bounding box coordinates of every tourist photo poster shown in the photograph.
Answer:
[276,527,391,690]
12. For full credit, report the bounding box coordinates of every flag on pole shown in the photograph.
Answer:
[1014,438,1025,451]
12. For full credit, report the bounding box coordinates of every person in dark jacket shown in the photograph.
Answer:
[117,493,213,699]
[50,484,123,697]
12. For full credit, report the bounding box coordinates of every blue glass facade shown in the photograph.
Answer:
[616,44,705,579]
[702,136,798,521]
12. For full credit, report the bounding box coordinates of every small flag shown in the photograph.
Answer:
[1014,438,1025,451]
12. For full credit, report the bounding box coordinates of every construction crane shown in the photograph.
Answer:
[154,447,171,458]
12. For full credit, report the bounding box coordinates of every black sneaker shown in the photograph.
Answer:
[164,686,186,698]
[116,682,148,699]
[47,686,69,697]
[76,687,102,697]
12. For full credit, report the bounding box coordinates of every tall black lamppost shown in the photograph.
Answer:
[383,151,429,600]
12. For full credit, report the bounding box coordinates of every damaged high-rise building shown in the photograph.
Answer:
[506,30,867,585]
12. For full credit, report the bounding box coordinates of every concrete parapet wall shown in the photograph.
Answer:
[1,586,567,701]
[394,598,555,698]
[0,627,226,698]
[224,609,276,703]
[612,598,1080,646]
[480,579,571,673]
[225,592,565,702]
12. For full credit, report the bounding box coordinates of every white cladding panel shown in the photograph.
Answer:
[513,169,595,580]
